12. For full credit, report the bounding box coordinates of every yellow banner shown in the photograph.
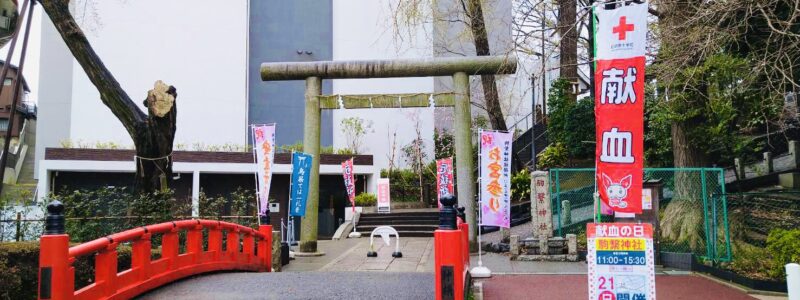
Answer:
[595,238,646,251]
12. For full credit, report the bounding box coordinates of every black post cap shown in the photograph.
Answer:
[260,209,271,225]
[456,206,466,223]
[44,200,65,235]
[439,194,457,230]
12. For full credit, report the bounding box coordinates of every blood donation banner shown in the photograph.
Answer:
[436,158,454,208]
[252,124,275,216]
[587,223,656,300]
[479,130,512,228]
[342,158,356,212]
[594,2,648,214]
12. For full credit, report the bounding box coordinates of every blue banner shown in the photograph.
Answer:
[289,152,313,216]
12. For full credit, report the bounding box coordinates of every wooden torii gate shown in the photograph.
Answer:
[261,56,517,254]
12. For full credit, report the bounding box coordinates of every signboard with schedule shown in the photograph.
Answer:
[587,223,656,300]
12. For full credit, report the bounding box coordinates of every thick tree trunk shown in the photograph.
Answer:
[134,83,178,192]
[41,0,177,194]
[661,118,708,249]
[558,0,578,103]
[465,0,508,131]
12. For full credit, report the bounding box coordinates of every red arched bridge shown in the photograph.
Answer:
[36,200,470,300]
[37,201,274,300]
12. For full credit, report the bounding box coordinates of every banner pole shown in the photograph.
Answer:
[250,125,262,227]
[472,129,492,278]
[288,151,294,243]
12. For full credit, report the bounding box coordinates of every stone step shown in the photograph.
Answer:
[357,219,439,226]
[360,211,438,218]
[359,215,438,221]
[356,230,434,238]
[356,224,439,232]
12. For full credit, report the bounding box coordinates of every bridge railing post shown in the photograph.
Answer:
[162,227,179,270]
[258,224,273,272]
[38,201,73,300]
[226,228,239,261]
[186,221,202,264]
[95,243,119,297]
[435,195,467,300]
[131,232,152,283]
[207,223,222,261]
[243,231,255,263]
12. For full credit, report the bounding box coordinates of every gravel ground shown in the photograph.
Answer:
[137,272,434,300]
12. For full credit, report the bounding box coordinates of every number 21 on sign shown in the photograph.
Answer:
[598,276,614,290]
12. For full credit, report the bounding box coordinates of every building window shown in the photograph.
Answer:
[0,119,8,131]
[3,78,11,86]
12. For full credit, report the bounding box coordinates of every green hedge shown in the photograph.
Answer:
[0,242,159,300]
[354,192,377,206]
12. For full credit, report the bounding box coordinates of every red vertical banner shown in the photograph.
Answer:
[594,3,648,214]
[436,158,454,208]
[342,158,356,212]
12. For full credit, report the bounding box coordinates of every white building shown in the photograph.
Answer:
[34,0,524,206]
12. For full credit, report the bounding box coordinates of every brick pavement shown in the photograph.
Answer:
[480,274,760,300]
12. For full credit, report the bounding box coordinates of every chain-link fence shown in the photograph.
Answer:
[549,168,732,262]
[725,191,800,246]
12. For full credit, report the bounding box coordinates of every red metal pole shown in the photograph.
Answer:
[434,229,465,300]
[259,225,273,272]
[459,222,470,270]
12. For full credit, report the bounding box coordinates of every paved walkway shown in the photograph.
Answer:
[138,235,784,299]
[284,237,435,272]
[138,272,433,300]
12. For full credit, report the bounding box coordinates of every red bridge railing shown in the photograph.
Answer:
[37,201,273,300]
[434,196,471,300]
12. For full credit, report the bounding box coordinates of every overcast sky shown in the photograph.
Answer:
[0,7,41,104]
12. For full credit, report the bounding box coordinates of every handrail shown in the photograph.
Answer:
[38,202,273,300]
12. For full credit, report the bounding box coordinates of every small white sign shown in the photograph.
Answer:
[269,202,280,213]
[642,188,652,210]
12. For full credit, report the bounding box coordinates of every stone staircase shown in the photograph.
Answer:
[356,211,439,237]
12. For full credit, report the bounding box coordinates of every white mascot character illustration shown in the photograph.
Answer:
[601,173,632,208]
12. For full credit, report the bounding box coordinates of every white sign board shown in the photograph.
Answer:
[587,223,656,300]
[642,188,652,210]
[531,171,553,237]
[377,178,391,213]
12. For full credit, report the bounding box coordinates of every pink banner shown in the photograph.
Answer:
[252,124,275,215]
[342,158,356,212]
[377,178,391,212]
[479,130,512,228]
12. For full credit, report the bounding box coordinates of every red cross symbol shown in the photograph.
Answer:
[612,16,635,40]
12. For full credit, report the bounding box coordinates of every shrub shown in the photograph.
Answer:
[766,228,800,278]
[49,187,190,243]
[380,166,437,203]
[511,169,531,202]
[0,242,157,300]
[355,192,377,207]
[536,142,569,169]
[728,244,775,280]
[546,79,595,159]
